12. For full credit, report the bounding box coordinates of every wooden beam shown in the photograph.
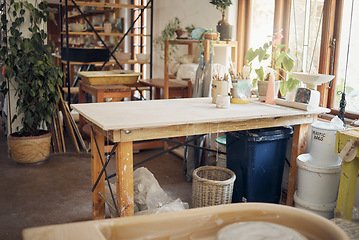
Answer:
[286,123,309,206]
[328,0,344,109]
[317,0,336,107]
[236,0,252,70]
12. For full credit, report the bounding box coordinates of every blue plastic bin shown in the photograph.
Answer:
[226,126,293,203]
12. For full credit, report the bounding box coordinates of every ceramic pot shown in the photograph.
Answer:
[69,23,86,32]
[217,24,232,41]
[204,32,218,41]
[257,80,280,101]
[8,131,52,164]
[231,79,252,104]
[212,80,229,104]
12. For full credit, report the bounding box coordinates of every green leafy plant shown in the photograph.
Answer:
[0,0,64,137]
[244,31,299,96]
[209,0,232,24]
[197,29,220,58]
[154,17,182,58]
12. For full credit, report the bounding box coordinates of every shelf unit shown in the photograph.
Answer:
[163,39,237,99]
[60,0,153,103]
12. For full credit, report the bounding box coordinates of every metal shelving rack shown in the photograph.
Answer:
[60,0,153,104]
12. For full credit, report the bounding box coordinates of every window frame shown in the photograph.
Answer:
[236,0,358,122]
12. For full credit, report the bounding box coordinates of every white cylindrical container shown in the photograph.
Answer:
[212,80,229,104]
[309,121,343,166]
[297,154,341,204]
[294,191,336,219]
[216,95,230,108]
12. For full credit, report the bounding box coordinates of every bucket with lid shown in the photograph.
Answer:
[294,191,336,219]
[296,153,341,204]
[309,120,344,166]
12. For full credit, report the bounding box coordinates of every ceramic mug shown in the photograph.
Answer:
[69,23,86,32]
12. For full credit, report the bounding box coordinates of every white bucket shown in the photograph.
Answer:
[294,191,336,219]
[297,154,341,204]
[309,121,343,166]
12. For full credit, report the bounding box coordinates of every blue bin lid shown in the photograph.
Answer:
[228,126,293,142]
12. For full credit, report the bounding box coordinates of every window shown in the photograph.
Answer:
[333,0,359,115]
[288,0,324,73]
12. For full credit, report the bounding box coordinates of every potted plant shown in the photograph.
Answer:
[197,29,220,61]
[0,0,64,164]
[244,30,299,100]
[210,0,233,41]
[154,17,182,59]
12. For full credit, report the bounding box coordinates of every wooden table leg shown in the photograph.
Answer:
[116,141,134,217]
[286,124,309,206]
[335,157,359,220]
[91,127,105,219]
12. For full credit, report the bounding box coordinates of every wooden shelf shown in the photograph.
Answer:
[61,32,150,37]
[66,8,114,19]
[61,1,148,9]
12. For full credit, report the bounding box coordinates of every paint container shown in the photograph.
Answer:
[309,121,344,166]
[294,191,336,219]
[231,79,251,104]
[212,80,229,104]
[216,95,230,108]
[296,154,341,204]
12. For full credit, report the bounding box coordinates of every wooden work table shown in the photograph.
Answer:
[71,97,330,219]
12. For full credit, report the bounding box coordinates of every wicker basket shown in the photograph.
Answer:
[192,166,236,208]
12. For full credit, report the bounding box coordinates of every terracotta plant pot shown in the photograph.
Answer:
[204,32,218,41]
[175,29,184,38]
[8,131,52,164]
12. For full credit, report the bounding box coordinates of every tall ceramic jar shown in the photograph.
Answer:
[212,80,229,103]
[231,79,252,104]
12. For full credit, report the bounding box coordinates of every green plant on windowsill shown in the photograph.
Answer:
[245,30,299,96]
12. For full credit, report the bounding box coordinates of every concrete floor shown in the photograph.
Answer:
[0,128,192,240]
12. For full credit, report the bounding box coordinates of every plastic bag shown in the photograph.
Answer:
[105,167,188,217]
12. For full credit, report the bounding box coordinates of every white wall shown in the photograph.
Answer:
[152,0,238,78]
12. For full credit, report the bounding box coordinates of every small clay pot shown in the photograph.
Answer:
[204,32,218,41]
[175,29,184,38]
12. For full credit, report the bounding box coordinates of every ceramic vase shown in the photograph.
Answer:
[257,80,280,101]
[231,79,252,104]
[212,80,229,104]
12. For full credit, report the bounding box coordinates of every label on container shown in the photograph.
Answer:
[312,130,331,144]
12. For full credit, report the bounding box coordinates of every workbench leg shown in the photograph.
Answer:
[335,157,359,220]
[287,124,309,206]
[91,128,105,219]
[116,141,134,217]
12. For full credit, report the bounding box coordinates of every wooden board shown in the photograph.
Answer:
[72,98,330,133]
[79,71,142,85]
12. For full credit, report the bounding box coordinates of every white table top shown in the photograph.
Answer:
[72,97,330,132]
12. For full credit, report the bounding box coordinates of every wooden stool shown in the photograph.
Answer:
[139,78,192,99]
